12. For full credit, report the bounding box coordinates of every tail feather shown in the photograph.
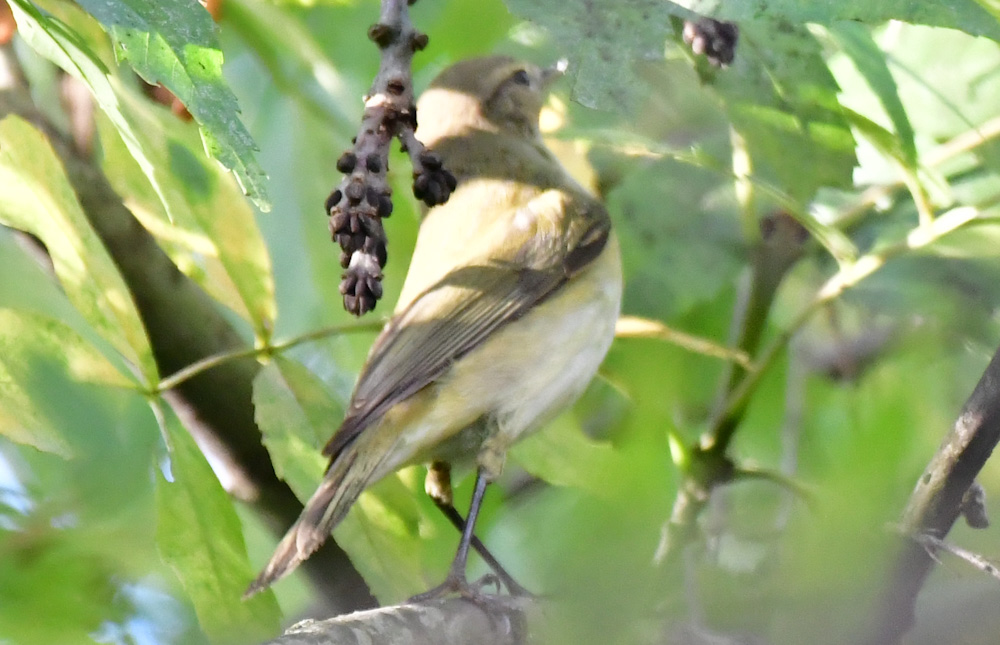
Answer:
[244,449,372,598]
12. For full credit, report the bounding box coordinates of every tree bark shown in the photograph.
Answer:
[263,598,531,645]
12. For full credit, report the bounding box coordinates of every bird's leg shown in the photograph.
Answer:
[411,466,496,601]
[424,462,532,596]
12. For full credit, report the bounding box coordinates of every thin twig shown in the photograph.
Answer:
[614,315,751,369]
[153,319,384,394]
[908,532,1000,582]
[731,465,818,508]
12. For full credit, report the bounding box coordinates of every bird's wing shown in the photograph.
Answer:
[322,192,610,458]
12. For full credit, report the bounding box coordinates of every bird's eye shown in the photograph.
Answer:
[510,69,531,86]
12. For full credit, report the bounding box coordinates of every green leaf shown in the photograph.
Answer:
[0,309,134,456]
[878,25,1000,141]
[506,0,1000,113]
[918,217,1000,258]
[0,115,157,383]
[252,358,338,499]
[606,155,744,319]
[510,413,623,496]
[828,22,916,167]
[0,517,121,644]
[974,0,1000,22]
[713,21,857,201]
[73,0,270,210]
[503,3,855,200]
[504,0,678,110]
[842,107,911,167]
[155,404,281,643]
[668,0,1000,40]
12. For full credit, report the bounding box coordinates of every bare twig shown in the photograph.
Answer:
[614,315,751,368]
[774,341,806,532]
[730,465,817,507]
[908,532,1000,582]
[153,319,383,394]
[262,597,532,645]
[862,342,1000,644]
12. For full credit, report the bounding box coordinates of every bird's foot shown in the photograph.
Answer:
[409,572,480,603]
[409,571,535,604]
[484,571,536,598]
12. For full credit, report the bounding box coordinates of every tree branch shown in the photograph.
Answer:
[262,597,531,645]
[862,341,1000,644]
[655,212,807,566]
[0,44,375,613]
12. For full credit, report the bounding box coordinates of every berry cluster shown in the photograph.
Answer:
[682,18,739,67]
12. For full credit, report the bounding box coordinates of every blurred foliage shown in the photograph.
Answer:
[2,0,1000,643]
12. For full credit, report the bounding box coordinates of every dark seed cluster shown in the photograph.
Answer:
[411,148,457,207]
[683,18,739,67]
[326,6,457,316]
[327,143,394,316]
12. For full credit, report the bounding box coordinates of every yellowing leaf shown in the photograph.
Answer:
[0,116,156,382]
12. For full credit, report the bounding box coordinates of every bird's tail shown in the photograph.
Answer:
[243,446,375,598]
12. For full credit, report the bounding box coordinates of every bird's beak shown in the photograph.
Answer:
[541,59,568,88]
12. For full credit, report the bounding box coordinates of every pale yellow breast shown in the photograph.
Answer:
[446,233,622,445]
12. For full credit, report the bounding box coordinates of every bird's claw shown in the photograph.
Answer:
[409,571,536,604]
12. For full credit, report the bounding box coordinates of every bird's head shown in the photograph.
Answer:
[416,56,563,145]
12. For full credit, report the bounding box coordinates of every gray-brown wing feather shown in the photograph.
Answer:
[322,203,610,459]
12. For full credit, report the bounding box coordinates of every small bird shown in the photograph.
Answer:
[246,56,623,598]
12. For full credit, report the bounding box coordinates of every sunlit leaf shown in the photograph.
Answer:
[8,0,196,226]
[879,25,1000,141]
[95,109,276,339]
[74,0,270,210]
[0,115,157,382]
[504,0,678,110]
[713,21,856,201]
[828,22,916,167]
